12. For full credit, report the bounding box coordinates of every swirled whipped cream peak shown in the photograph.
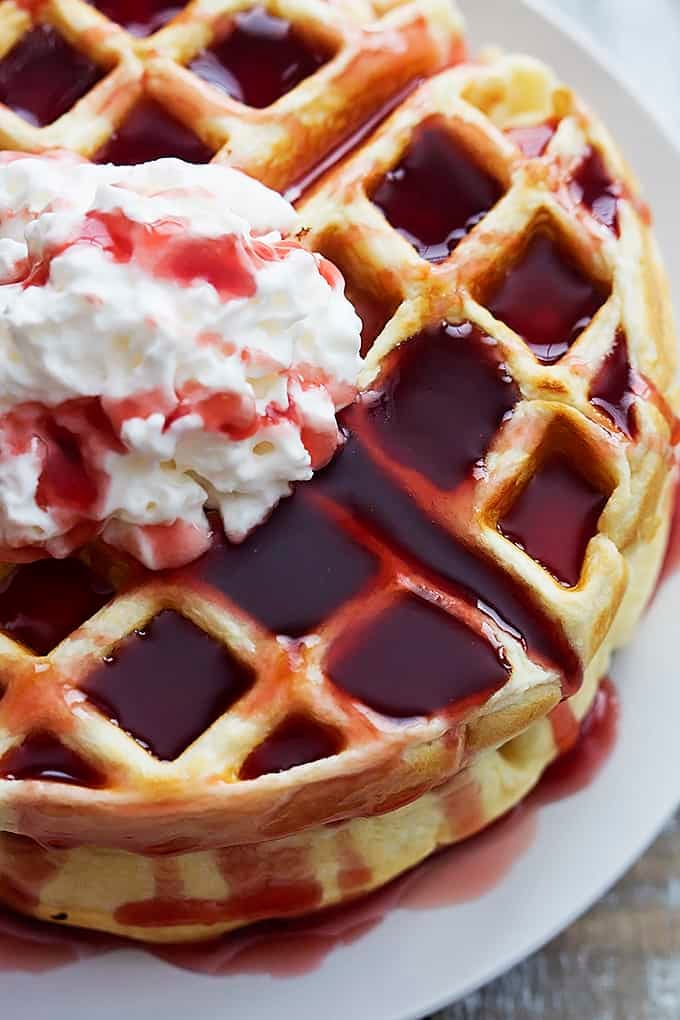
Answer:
[0,154,363,569]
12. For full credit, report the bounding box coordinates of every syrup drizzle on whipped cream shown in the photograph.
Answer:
[0,153,362,569]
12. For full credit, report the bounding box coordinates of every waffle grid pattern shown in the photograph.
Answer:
[301,52,677,658]
[0,0,462,189]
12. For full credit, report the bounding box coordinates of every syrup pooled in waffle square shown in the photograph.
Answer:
[0,0,463,190]
[0,6,674,942]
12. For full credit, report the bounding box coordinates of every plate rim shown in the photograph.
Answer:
[401,2,680,1010]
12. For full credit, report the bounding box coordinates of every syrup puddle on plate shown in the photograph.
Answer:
[0,678,618,978]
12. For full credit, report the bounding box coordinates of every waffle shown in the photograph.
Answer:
[0,2,675,942]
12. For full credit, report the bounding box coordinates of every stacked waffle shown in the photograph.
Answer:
[0,0,674,941]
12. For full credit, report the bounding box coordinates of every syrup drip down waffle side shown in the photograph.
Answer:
[0,6,674,941]
[0,633,621,942]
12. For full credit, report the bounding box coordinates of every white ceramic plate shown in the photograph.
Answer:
[5,2,680,1017]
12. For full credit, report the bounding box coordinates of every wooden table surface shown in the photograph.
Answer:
[431,3,680,1017]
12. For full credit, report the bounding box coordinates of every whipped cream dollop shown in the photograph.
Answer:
[0,154,362,569]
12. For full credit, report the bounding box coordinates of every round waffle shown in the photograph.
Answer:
[0,1,674,941]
